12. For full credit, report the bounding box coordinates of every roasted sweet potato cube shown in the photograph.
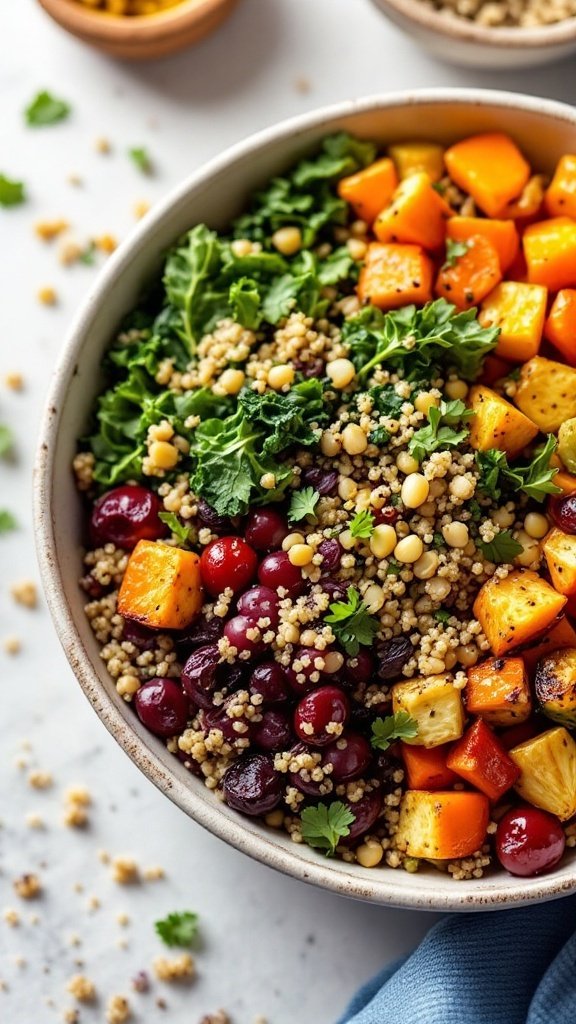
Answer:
[400,743,457,791]
[543,527,576,596]
[374,171,451,250]
[395,791,490,860]
[468,385,538,459]
[524,217,576,291]
[510,727,576,820]
[447,216,519,273]
[498,174,546,221]
[521,616,576,679]
[388,141,445,182]
[337,157,398,225]
[545,154,576,219]
[118,540,203,630]
[357,242,432,310]
[444,133,530,219]
[446,719,520,801]
[473,569,567,657]
[435,234,501,310]
[545,289,576,367]
[465,656,532,726]
[513,355,576,434]
[479,281,547,363]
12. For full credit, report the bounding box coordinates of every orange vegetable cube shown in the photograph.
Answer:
[444,133,530,219]
[337,157,398,225]
[524,217,576,290]
[388,141,445,182]
[446,216,519,273]
[473,569,567,657]
[479,281,547,362]
[497,174,546,221]
[465,656,532,727]
[513,355,576,434]
[543,527,576,596]
[544,289,576,366]
[478,354,513,387]
[446,719,520,801]
[395,791,490,860]
[400,743,457,791]
[467,385,538,459]
[545,155,576,219]
[357,242,433,310]
[118,540,203,631]
[435,235,501,310]
[521,616,576,679]
[374,171,451,250]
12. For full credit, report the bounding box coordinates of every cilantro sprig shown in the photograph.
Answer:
[289,486,320,524]
[349,509,375,540]
[476,529,523,564]
[325,586,379,656]
[0,174,26,207]
[300,801,355,857]
[408,399,474,463]
[25,91,70,126]
[159,511,193,546]
[129,147,153,174]
[476,435,561,503]
[371,711,419,752]
[155,911,199,948]
[0,510,17,534]
[442,238,471,270]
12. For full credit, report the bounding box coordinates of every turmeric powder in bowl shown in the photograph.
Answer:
[74,0,184,15]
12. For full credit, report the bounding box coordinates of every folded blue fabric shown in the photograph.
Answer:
[337,894,576,1024]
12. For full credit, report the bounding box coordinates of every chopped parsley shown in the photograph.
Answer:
[25,90,70,126]
[0,510,17,534]
[408,399,474,463]
[432,532,445,549]
[129,147,153,174]
[385,558,402,576]
[158,512,193,546]
[476,529,523,564]
[371,711,419,751]
[155,911,199,948]
[0,174,26,207]
[0,424,14,457]
[79,242,97,266]
[300,801,355,857]
[325,586,379,656]
[442,238,471,270]
[349,509,375,539]
[476,435,561,503]
[288,486,320,524]
[434,609,452,624]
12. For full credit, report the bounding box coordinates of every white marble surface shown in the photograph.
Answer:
[1,1,575,1021]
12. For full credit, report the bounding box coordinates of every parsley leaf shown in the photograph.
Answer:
[79,242,97,266]
[349,509,375,539]
[432,532,445,549]
[367,384,406,419]
[155,911,199,948]
[476,435,561,503]
[0,510,17,533]
[476,529,523,564]
[229,277,262,330]
[0,424,14,457]
[434,609,451,624]
[158,512,193,546]
[129,147,153,174]
[0,174,26,207]
[385,558,402,576]
[371,711,419,751]
[325,586,379,656]
[408,399,474,462]
[300,801,355,857]
[442,238,471,270]
[288,486,320,524]
[25,91,70,126]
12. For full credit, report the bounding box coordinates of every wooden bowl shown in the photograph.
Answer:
[37,0,238,60]
[370,0,576,69]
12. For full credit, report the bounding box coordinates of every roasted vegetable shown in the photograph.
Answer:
[557,419,576,474]
[400,743,457,791]
[479,281,547,363]
[521,616,576,679]
[510,726,576,820]
[543,527,576,596]
[479,354,513,387]
[465,655,532,726]
[374,171,451,250]
[444,133,530,218]
[545,154,576,219]
[392,674,465,748]
[544,289,576,366]
[388,141,444,182]
[468,385,538,459]
[446,215,519,273]
[535,647,576,728]
[513,355,576,434]
[117,540,203,630]
[549,454,576,495]
[435,235,501,310]
[498,174,546,220]
[523,217,576,291]
[395,790,490,860]
[446,719,520,800]
[473,568,567,657]
[357,242,433,310]
[337,157,398,225]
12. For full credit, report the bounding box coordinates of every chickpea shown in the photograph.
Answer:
[427,577,451,601]
[493,507,515,529]
[396,451,420,475]
[230,238,252,257]
[272,226,302,256]
[282,532,305,551]
[288,544,314,567]
[346,238,368,261]
[219,368,245,395]
[149,440,179,470]
[342,424,368,455]
[514,530,541,567]
[414,392,440,416]
[449,476,475,501]
[444,379,468,401]
[394,535,424,564]
[326,358,356,389]
[457,644,479,667]
[356,841,383,868]
[413,550,439,580]
[524,512,549,539]
[323,651,344,674]
[401,473,430,509]
[268,364,295,391]
[363,583,385,613]
[369,524,397,559]
[338,477,358,502]
[442,522,469,548]
[321,430,342,456]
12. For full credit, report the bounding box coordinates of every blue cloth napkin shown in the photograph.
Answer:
[338,894,576,1024]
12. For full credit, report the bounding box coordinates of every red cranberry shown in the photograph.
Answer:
[302,468,339,496]
[549,494,576,534]
[90,485,168,549]
[287,647,330,694]
[376,636,413,681]
[223,615,265,655]
[249,662,291,705]
[245,508,289,552]
[237,586,279,627]
[200,695,254,743]
[122,619,158,651]
[197,498,232,534]
[258,550,304,597]
[323,732,372,782]
[294,685,350,747]
[200,536,258,596]
[496,807,566,877]
[317,539,341,572]
[253,709,294,752]
[181,644,221,709]
[374,506,399,526]
[342,790,382,842]
[79,573,106,599]
[344,650,375,685]
[223,754,282,815]
[174,615,224,658]
[134,679,189,738]
[175,748,202,776]
[288,743,328,797]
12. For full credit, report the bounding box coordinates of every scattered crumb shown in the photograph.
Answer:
[28,914,40,926]
[20,739,32,751]
[28,771,53,790]
[66,786,91,806]
[111,857,139,885]
[58,238,84,266]
[87,896,101,912]
[4,372,23,391]
[153,953,195,983]
[64,1009,80,1024]
[157,998,168,1010]
[98,849,111,864]
[37,286,58,306]
[131,971,150,994]
[67,974,96,1003]
[15,757,28,770]
[116,937,129,950]
[133,199,150,220]
[13,955,26,969]
[13,874,42,900]
[10,580,38,609]
[25,812,45,830]
[142,865,165,882]
[68,933,82,948]
[106,994,131,1024]
[67,173,83,187]
[294,75,311,94]
[95,137,112,154]
[116,912,130,927]
[63,787,92,828]
[3,635,22,656]
[0,980,7,992]
[95,234,117,254]
[73,883,84,894]
[2,908,20,927]
[35,219,69,242]
[199,1013,230,1024]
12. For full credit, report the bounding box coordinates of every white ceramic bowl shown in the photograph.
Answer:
[35,89,576,911]
[370,0,576,69]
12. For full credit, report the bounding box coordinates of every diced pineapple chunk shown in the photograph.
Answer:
[392,674,464,748]
[468,385,538,459]
[509,727,576,820]
[543,527,576,596]
[514,355,576,434]
[395,790,490,860]
[473,569,567,657]
[535,648,576,728]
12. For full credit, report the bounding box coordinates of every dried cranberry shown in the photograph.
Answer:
[174,615,224,658]
[302,468,339,496]
[197,498,232,534]
[134,679,190,738]
[294,685,350,747]
[323,732,372,783]
[258,551,304,597]
[496,807,566,877]
[321,579,349,603]
[253,709,294,752]
[175,748,202,777]
[122,619,158,651]
[200,695,254,743]
[342,790,382,842]
[200,536,258,596]
[344,650,375,685]
[223,754,282,815]
[181,644,221,709]
[79,573,106,599]
[288,742,327,796]
[374,506,399,527]
[376,636,413,681]
[249,662,291,705]
[295,356,325,379]
[287,646,330,694]
[317,539,342,573]
[90,484,168,549]
[245,508,289,553]
[374,752,403,793]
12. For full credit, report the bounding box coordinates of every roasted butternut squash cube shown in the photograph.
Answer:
[392,674,465,748]
[543,527,576,596]
[395,791,490,860]
[357,242,433,310]
[544,289,576,367]
[514,355,576,434]
[479,281,547,363]
[337,157,398,225]
[447,215,519,273]
[444,133,530,218]
[388,141,445,182]
[118,540,203,630]
[468,385,538,459]
[473,569,567,657]
[498,174,546,220]
[545,154,576,219]
[521,616,576,679]
[510,727,576,820]
[524,217,576,290]
[374,171,451,250]
[535,648,576,728]
[435,234,501,310]
[465,656,532,727]
[400,743,457,791]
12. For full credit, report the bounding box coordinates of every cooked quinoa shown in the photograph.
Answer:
[420,0,576,27]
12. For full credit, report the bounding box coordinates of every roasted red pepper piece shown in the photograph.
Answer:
[446,719,520,800]
[401,742,458,791]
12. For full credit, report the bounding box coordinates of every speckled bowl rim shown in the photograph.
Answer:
[35,89,576,912]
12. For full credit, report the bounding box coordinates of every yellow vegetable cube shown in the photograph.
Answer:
[392,674,465,748]
[473,569,567,657]
[543,527,576,596]
[118,540,203,630]
[510,727,576,820]
[468,385,538,459]
[514,355,576,434]
[479,281,547,363]
[388,142,445,182]
[395,791,489,860]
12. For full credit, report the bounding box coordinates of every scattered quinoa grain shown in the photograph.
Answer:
[10,580,38,608]
[106,994,131,1024]
[13,874,42,900]
[153,953,195,982]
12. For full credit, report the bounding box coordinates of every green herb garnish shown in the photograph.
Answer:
[476,435,561,503]
[300,801,355,857]
[476,529,523,564]
[325,586,379,656]
[129,147,153,174]
[371,711,419,751]
[442,238,471,270]
[408,399,474,463]
[349,509,375,539]
[0,174,26,207]
[79,242,97,266]
[0,510,17,534]
[289,487,320,524]
[25,91,70,126]
[155,912,199,948]
[158,512,193,546]
[0,424,14,457]
[434,609,452,624]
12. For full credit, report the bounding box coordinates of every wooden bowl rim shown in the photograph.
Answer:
[38,0,235,42]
